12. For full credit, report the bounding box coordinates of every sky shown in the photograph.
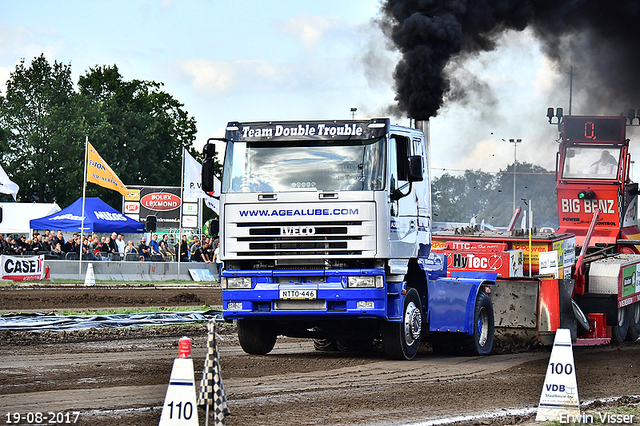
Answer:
[2,0,636,181]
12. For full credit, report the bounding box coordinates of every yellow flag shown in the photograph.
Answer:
[86,142,129,196]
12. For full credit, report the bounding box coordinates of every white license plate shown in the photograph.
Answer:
[279,289,317,300]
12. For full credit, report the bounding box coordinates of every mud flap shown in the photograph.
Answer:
[559,278,577,341]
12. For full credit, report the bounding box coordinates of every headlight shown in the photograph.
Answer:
[222,277,252,289]
[347,276,384,288]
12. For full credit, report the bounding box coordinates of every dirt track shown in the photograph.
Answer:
[1,285,639,426]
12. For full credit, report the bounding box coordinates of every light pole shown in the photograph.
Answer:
[509,138,522,214]
[350,107,357,119]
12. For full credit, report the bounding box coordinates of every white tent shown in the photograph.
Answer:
[0,203,61,235]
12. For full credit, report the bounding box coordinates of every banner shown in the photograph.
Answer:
[183,151,220,214]
[87,142,129,196]
[1,255,45,281]
[0,164,19,200]
[124,186,182,230]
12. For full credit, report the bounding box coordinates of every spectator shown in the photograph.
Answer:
[64,234,80,254]
[116,234,126,255]
[52,230,65,249]
[0,234,7,253]
[159,240,174,261]
[17,236,28,253]
[124,241,138,257]
[25,238,34,252]
[99,237,110,260]
[214,241,222,279]
[32,234,44,253]
[149,234,160,257]
[190,238,203,262]
[201,240,213,263]
[90,236,100,254]
[42,234,52,252]
[176,235,189,262]
[189,235,200,250]
[81,236,97,260]
[109,232,118,253]
[52,242,63,256]
[138,237,151,261]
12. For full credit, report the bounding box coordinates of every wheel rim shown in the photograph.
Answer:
[477,306,489,347]
[404,301,422,346]
[618,306,627,327]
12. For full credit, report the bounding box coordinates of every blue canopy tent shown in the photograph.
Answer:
[30,197,144,234]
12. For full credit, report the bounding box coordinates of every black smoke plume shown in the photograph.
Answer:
[381,0,640,120]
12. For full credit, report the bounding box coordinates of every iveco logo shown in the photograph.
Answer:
[281,226,315,236]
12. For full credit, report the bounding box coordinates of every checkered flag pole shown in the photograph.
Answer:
[198,320,229,426]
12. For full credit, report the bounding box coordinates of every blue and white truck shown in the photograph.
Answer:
[202,118,496,360]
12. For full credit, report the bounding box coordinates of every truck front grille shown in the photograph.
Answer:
[226,221,375,258]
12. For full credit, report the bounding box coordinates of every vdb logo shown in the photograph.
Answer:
[141,193,182,211]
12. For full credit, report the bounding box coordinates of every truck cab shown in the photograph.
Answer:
[203,119,495,359]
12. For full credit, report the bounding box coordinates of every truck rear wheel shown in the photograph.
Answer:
[611,306,630,344]
[313,338,338,351]
[382,288,422,360]
[625,303,640,342]
[237,319,277,355]
[457,291,494,356]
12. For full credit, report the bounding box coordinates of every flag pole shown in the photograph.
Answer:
[178,147,185,280]
[79,136,89,280]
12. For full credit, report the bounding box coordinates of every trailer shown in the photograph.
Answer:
[433,113,640,345]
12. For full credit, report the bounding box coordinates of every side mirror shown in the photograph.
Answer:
[408,156,424,182]
[202,158,216,194]
[202,141,218,194]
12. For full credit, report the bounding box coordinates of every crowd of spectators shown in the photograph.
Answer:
[0,230,220,266]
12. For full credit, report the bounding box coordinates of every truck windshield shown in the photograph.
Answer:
[561,146,621,180]
[222,138,386,193]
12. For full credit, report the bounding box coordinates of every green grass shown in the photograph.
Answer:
[50,279,199,285]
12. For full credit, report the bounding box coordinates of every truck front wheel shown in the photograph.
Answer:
[237,319,277,355]
[382,288,422,360]
[457,291,494,356]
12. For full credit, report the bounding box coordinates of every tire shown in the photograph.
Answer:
[382,288,423,360]
[611,306,631,344]
[457,291,494,356]
[572,299,591,336]
[313,338,338,351]
[237,319,277,355]
[624,303,640,342]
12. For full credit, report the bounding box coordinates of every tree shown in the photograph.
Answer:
[432,162,558,229]
[431,169,496,223]
[78,65,197,206]
[0,55,85,204]
[0,57,198,208]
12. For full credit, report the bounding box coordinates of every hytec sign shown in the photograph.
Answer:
[432,247,524,278]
